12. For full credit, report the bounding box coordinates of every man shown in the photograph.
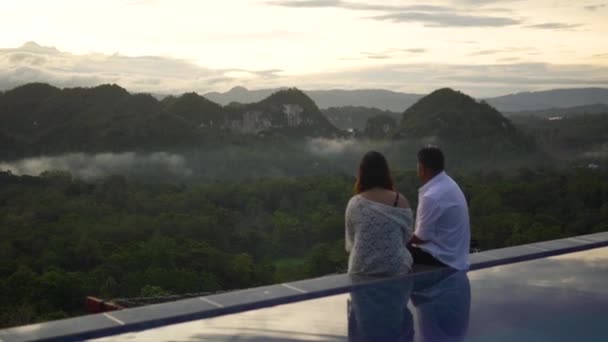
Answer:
[408,146,470,270]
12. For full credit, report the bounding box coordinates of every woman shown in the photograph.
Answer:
[345,151,414,276]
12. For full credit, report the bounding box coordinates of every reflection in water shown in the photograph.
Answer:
[348,279,414,341]
[348,271,470,342]
[412,271,470,342]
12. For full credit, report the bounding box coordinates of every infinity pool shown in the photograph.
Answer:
[94,246,608,341]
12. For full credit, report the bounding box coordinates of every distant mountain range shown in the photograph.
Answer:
[486,88,608,112]
[205,87,608,113]
[322,106,400,131]
[2,82,602,160]
[507,103,608,118]
[0,83,340,158]
[205,87,424,113]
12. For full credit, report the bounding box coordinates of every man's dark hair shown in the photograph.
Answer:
[417,146,445,173]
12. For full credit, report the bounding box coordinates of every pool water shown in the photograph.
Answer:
[95,247,608,342]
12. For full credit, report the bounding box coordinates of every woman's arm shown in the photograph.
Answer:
[345,199,355,252]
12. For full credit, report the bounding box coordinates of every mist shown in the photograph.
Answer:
[305,137,396,156]
[0,152,193,181]
[0,140,403,181]
[583,143,608,159]
[0,136,545,182]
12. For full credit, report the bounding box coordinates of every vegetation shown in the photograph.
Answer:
[0,84,340,160]
[364,114,398,139]
[511,113,608,161]
[1,82,607,329]
[1,166,607,327]
[396,88,523,143]
[322,106,400,131]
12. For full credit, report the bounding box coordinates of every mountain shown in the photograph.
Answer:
[206,86,608,113]
[205,87,423,112]
[0,130,23,159]
[322,106,400,130]
[161,92,226,127]
[506,103,608,118]
[0,83,343,158]
[204,87,283,107]
[167,88,340,136]
[223,88,340,137]
[396,88,519,142]
[0,83,203,154]
[0,83,61,135]
[364,114,398,139]
[305,89,423,112]
[485,88,608,112]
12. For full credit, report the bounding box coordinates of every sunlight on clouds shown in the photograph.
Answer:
[0,0,606,95]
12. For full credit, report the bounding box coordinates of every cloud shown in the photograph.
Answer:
[357,48,428,60]
[454,0,523,4]
[1,42,607,98]
[223,68,284,79]
[267,1,450,12]
[269,0,519,28]
[365,54,391,60]
[497,57,522,62]
[0,42,281,94]
[397,48,427,54]
[469,47,535,56]
[584,3,607,11]
[470,49,503,56]
[268,0,341,7]
[0,152,193,180]
[369,12,520,27]
[291,62,608,97]
[526,22,582,30]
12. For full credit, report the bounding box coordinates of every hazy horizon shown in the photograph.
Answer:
[1,0,607,97]
[3,71,608,98]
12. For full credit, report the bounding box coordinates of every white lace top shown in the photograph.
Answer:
[345,195,414,276]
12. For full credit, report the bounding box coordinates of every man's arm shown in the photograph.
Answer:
[411,195,440,246]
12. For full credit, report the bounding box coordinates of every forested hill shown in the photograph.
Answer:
[322,106,400,131]
[0,83,342,158]
[2,83,203,155]
[205,86,608,113]
[223,88,340,137]
[395,88,528,147]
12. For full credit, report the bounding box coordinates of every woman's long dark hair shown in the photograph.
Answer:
[354,151,394,194]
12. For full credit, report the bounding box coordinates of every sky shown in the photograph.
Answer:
[0,0,607,97]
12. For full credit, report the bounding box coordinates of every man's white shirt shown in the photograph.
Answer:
[414,171,470,270]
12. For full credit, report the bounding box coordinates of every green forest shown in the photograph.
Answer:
[1,166,607,328]
[1,83,608,329]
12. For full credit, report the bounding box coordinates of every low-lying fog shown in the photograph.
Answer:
[2,137,594,182]
[0,139,406,181]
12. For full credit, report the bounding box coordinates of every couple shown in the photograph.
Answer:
[345,146,470,276]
